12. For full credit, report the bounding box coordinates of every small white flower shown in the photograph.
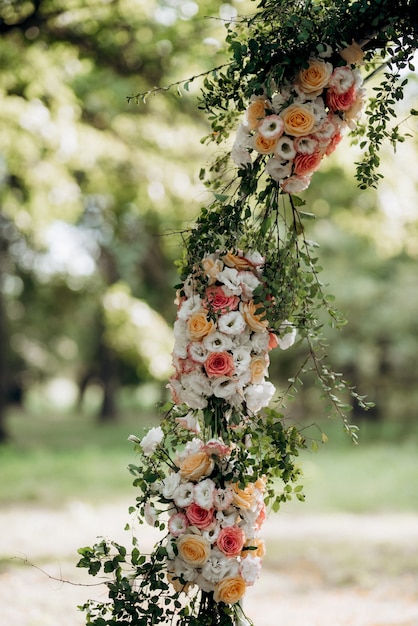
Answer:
[250,331,270,354]
[281,174,312,194]
[329,66,355,94]
[294,136,319,155]
[275,135,296,160]
[232,346,251,375]
[174,557,198,582]
[218,310,246,335]
[239,270,261,300]
[174,482,195,508]
[201,548,239,583]
[202,524,220,544]
[258,114,284,139]
[216,509,238,527]
[140,426,164,456]
[245,382,275,413]
[265,158,292,182]
[173,318,189,358]
[177,295,202,321]
[211,376,240,400]
[232,123,253,167]
[195,573,215,593]
[214,486,234,511]
[188,341,209,363]
[194,478,216,510]
[216,267,242,295]
[175,411,201,434]
[239,555,262,585]
[278,320,297,350]
[161,472,181,499]
[203,331,234,352]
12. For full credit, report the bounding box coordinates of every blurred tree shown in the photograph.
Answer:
[0,0,245,437]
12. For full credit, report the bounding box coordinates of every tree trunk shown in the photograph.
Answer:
[97,340,119,422]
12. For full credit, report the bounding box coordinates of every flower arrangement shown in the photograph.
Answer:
[232,51,365,193]
[169,250,295,416]
[78,1,417,624]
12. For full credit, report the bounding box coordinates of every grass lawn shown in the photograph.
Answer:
[1,406,418,513]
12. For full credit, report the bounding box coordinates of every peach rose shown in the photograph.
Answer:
[326,85,357,112]
[231,482,257,510]
[187,310,215,340]
[250,356,268,384]
[325,131,343,156]
[241,300,268,332]
[178,451,214,481]
[216,526,246,557]
[214,576,246,604]
[296,58,333,95]
[281,103,316,137]
[245,99,267,131]
[339,40,365,65]
[177,533,211,567]
[241,538,266,560]
[293,150,322,176]
[222,251,253,270]
[202,255,224,284]
[204,351,235,378]
[253,132,278,154]
[204,285,239,313]
[186,503,214,529]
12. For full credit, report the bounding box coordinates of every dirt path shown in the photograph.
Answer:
[1,501,418,626]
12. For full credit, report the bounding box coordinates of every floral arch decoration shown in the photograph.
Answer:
[77,1,418,625]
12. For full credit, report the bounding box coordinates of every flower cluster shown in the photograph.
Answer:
[232,51,365,193]
[168,250,296,415]
[142,436,266,605]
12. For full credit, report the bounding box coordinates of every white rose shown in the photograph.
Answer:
[140,426,164,456]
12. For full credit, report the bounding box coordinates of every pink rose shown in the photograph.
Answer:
[204,285,240,314]
[293,151,323,176]
[326,85,357,112]
[325,131,343,156]
[204,351,235,378]
[186,503,214,529]
[217,526,246,557]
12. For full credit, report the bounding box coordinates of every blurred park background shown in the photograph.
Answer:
[1,1,418,624]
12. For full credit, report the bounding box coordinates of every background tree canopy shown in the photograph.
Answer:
[0,0,417,441]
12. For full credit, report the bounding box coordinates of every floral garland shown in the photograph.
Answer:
[232,50,365,193]
[77,1,418,625]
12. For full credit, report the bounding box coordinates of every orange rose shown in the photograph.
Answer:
[250,356,268,384]
[177,534,211,567]
[245,100,267,131]
[241,538,266,560]
[296,58,333,95]
[214,576,246,604]
[253,132,278,155]
[241,300,268,332]
[231,482,257,510]
[281,103,316,137]
[187,310,215,340]
[178,451,214,481]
